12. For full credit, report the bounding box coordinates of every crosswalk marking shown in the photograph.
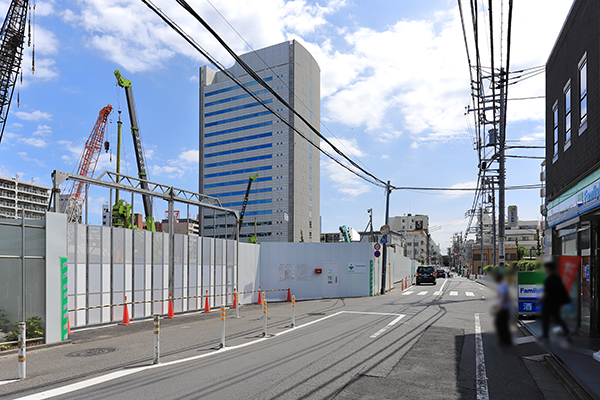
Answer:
[402,291,414,296]
[449,291,458,296]
[417,291,428,296]
[466,292,475,297]
[433,291,442,295]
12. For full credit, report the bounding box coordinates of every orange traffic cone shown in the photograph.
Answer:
[120,296,131,325]
[401,279,404,290]
[233,288,237,309]
[257,286,263,304]
[286,288,292,302]
[166,293,175,319]
[204,290,211,313]
[67,313,72,334]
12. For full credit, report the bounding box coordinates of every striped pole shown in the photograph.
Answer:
[291,295,296,328]
[18,322,25,379]
[235,292,240,319]
[262,292,267,337]
[220,306,226,348]
[153,314,160,364]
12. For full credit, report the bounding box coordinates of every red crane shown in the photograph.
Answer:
[65,104,113,223]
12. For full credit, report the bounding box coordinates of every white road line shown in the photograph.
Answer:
[475,314,490,400]
[435,279,448,296]
[449,291,458,296]
[466,292,475,297]
[0,379,19,386]
[14,310,396,400]
[417,291,428,296]
[402,291,414,296]
[433,291,441,295]
[370,315,406,338]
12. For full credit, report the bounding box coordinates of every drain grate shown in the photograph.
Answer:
[66,348,117,357]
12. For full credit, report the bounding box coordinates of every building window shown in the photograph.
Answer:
[309,210,312,217]
[309,200,312,207]
[309,82,312,90]
[309,146,312,153]
[309,221,312,228]
[309,114,312,121]
[309,167,312,174]
[579,54,588,133]
[309,178,312,185]
[309,92,312,100]
[309,189,312,196]
[309,103,312,111]
[565,81,571,148]
[309,232,312,238]
[309,157,312,164]
[553,101,559,163]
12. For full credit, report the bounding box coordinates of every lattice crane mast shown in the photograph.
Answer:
[65,104,113,223]
[0,0,29,144]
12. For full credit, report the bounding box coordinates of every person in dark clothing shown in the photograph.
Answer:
[536,259,572,340]
[494,271,512,345]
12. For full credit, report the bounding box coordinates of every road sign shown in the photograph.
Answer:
[374,243,381,251]
[508,205,518,228]
[380,235,387,244]
[380,224,390,235]
[374,250,381,258]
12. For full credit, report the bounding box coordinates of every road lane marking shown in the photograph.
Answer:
[433,291,441,295]
[0,379,19,386]
[449,291,458,296]
[434,279,448,296]
[475,314,490,400]
[402,291,414,296]
[370,315,406,338]
[417,291,428,296]
[15,310,399,400]
[466,292,475,297]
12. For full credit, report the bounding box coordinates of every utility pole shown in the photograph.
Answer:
[480,205,484,273]
[380,181,391,295]
[491,181,497,267]
[498,69,507,271]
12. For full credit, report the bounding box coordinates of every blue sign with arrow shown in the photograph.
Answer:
[380,235,387,244]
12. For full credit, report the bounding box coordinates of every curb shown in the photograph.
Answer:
[0,339,73,359]
[519,321,599,400]
[545,355,595,400]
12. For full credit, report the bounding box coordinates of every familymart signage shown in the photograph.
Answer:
[547,165,600,227]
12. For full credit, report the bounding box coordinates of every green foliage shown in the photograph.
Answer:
[1,316,44,349]
[299,229,305,243]
[508,260,542,272]
[515,238,527,261]
[536,228,542,256]
[247,236,257,244]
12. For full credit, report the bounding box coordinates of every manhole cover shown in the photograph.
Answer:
[66,348,117,357]
[308,313,326,316]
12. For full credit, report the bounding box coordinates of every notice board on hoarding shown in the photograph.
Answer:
[517,271,545,315]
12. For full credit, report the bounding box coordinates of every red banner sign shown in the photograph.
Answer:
[558,255,581,292]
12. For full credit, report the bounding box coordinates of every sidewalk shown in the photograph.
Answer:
[521,319,600,399]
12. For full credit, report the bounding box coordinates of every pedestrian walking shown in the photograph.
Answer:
[535,258,572,341]
[493,271,512,345]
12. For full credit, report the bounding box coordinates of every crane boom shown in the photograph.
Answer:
[65,104,113,223]
[114,69,154,230]
[0,0,28,144]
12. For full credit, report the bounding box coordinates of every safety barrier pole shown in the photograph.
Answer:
[220,306,226,348]
[235,292,240,319]
[18,322,25,379]
[291,295,296,328]
[262,293,267,337]
[153,314,160,364]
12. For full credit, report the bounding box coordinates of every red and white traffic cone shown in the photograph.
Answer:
[204,290,211,313]
[286,288,292,302]
[257,286,262,305]
[120,296,131,325]
[166,293,175,319]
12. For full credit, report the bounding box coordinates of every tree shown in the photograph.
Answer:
[515,237,526,260]
[535,228,542,256]
[300,229,305,243]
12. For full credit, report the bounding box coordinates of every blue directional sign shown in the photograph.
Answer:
[380,235,388,244]
[374,250,381,258]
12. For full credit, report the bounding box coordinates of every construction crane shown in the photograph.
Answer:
[339,225,351,243]
[114,69,155,231]
[0,0,29,144]
[64,104,113,223]
[238,174,258,242]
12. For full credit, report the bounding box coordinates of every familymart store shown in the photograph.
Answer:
[547,167,600,337]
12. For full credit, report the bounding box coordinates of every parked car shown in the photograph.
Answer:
[416,266,436,285]
[435,270,446,278]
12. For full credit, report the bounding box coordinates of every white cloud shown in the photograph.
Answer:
[150,148,199,179]
[17,151,46,167]
[179,149,199,163]
[446,181,478,198]
[13,110,52,121]
[33,124,52,137]
[61,0,347,73]
[322,159,371,198]
[18,137,49,147]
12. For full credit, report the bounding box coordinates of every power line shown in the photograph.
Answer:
[141,0,387,189]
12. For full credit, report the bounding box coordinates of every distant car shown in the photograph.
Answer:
[416,266,436,285]
[435,270,446,278]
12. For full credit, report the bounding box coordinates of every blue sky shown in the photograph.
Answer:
[0,0,573,249]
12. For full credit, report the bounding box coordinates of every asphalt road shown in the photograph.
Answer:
[0,277,566,399]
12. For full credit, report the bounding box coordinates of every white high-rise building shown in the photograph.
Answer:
[199,40,320,242]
